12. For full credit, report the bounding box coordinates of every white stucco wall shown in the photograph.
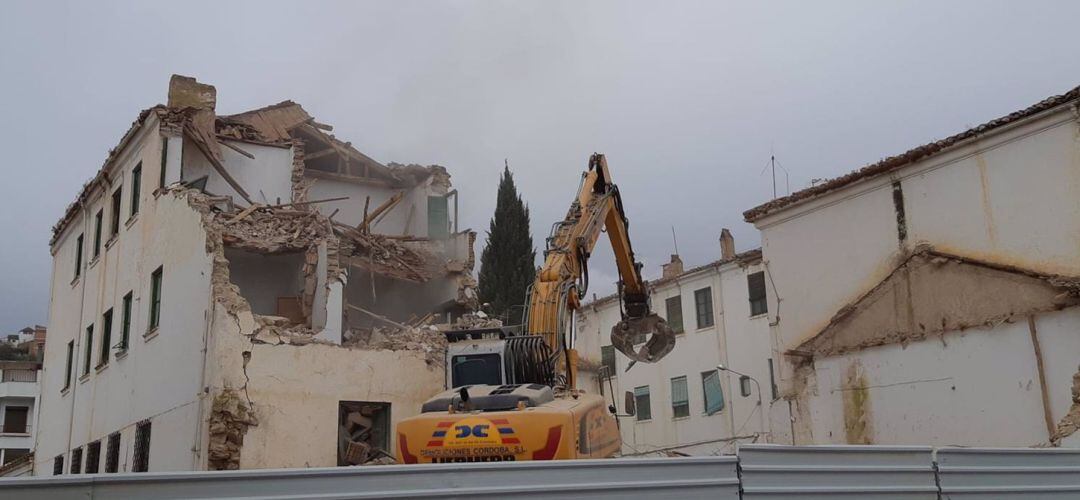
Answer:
[306,176,430,236]
[182,139,295,205]
[576,258,773,455]
[752,103,1080,446]
[38,119,216,475]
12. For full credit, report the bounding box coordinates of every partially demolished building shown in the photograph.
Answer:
[745,85,1080,448]
[36,75,475,474]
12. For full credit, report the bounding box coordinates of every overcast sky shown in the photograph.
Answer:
[2,1,1079,332]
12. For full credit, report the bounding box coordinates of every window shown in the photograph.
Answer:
[149,266,163,331]
[748,271,767,316]
[665,296,684,333]
[159,138,169,189]
[74,234,84,280]
[110,187,122,237]
[53,455,64,475]
[130,163,142,217]
[768,359,778,400]
[83,324,94,376]
[634,386,651,421]
[694,287,714,328]
[702,370,725,415]
[600,345,616,378]
[105,433,120,473]
[671,376,689,418]
[132,420,151,472]
[70,447,82,474]
[2,449,29,465]
[85,441,101,474]
[119,292,132,351]
[2,406,29,433]
[450,353,502,387]
[99,309,113,367]
[93,210,103,258]
[427,195,449,239]
[63,340,74,390]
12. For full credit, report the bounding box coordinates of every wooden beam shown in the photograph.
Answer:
[184,126,253,204]
[310,120,333,131]
[304,148,337,161]
[345,303,407,329]
[227,203,262,224]
[263,196,350,210]
[359,191,405,232]
[220,140,255,159]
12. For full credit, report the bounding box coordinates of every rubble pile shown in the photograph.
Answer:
[221,209,331,254]
[250,315,320,346]
[452,311,503,329]
[343,324,447,366]
[339,228,439,282]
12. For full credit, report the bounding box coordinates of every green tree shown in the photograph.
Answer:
[478,164,536,325]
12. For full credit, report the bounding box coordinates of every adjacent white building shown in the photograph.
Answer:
[576,231,775,456]
[744,84,1080,448]
[0,361,40,474]
[35,76,474,475]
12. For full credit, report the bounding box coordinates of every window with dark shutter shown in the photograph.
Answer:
[665,296,684,333]
[120,291,133,351]
[70,447,82,474]
[694,287,714,328]
[99,309,112,367]
[74,234,83,280]
[63,340,74,390]
[671,376,690,418]
[110,188,122,237]
[130,163,142,217]
[133,420,151,472]
[634,386,651,421]
[53,455,64,475]
[600,345,616,379]
[105,433,120,473]
[83,325,93,376]
[149,267,163,331]
[85,441,101,474]
[748,271,767,316]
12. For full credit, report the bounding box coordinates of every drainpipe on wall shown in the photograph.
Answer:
[65,198,92,467]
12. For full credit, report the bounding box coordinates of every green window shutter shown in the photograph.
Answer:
[600,345,616,378]
[427,195,449,239]
[671,376,690,418]
[702,370,725,415]
[665,296,683,333]
[634,385,652,421]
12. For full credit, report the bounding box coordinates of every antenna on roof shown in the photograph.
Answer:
[760,151,791,198]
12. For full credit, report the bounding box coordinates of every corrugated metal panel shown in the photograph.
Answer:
[0,456,740,500]
[937,447,1080,499]
[738,444,938,500]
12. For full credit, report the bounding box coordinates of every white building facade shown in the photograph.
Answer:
[576,238,776,456]
[0,361,40,471]
[745,85,1080,448]
[35,76,474,475]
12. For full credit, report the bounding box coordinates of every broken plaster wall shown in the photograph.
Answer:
[181,137,296,205]
[192,190,446,469]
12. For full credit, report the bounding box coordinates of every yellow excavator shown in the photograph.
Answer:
[396,154,675,463]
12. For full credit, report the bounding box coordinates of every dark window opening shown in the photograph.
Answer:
[223,248,304,321]
[149,266,163,331]
[99,309,113,367]
[132,420,151,472]
[451,353,502,387]
[70,447,82,474]
[694,287,714,328]
[748,271,767,316]
[600,345,616,379]
[110,188,122,237]
[768,359,778,400]
[83,324,93,376]
[338,401,391,465]
[634,386,651,421]
[85,441,101,474]
[63,340,74,390]
[74,234,83,280]
[53,455,63,475]
[93,210,103,258]
[159,138,169,189]
[2,449,29,465]
[130,163,142,217]
[119,292,132,351]
[665,295,684,333]
[2,406,29,433]
[671,376,689,418]
[105,433,120,473]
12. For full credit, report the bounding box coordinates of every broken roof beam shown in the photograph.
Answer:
[183,124,254,205]
[358,191,405,233]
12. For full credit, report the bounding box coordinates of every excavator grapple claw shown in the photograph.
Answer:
[610,313,676,363]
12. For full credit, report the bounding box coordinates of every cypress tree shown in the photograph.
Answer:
[478,164,536,325]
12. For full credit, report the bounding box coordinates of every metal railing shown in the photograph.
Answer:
[1,369,37,383]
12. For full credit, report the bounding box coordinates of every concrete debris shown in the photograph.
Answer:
[343,325,447,366]
[208,388,259,471]
[452,311,503,329]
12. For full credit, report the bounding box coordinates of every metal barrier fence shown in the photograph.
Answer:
[1,445,1078,499]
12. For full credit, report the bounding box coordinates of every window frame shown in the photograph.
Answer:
[53,455,64,476]
[633,385,652,421]
[74,234,84,281]
[748,271,767,316]
[105,433,121,473]
[130,162,142,218]
[82,324,94,377]
[665,295,684,334]
[119,291,133,352]
[159,137,169,189]
[110,187,123,238]
[600,345,616,379]
[132,420,151,473]
[701,370,725,415]
[70,447,82,474]
[149,266,163,331]
[85,440,101,474]
[670,376,690,419]
[93,210,103,258]
[98,309,113,368]
[63,340,74,391]
[694,287,714,329]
